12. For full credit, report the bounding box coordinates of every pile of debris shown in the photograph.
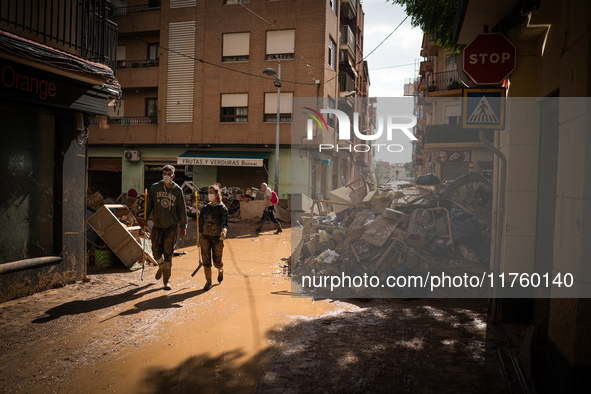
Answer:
[290,173,493,298]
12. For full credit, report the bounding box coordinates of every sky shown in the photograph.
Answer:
[361,0,424,164]
[362,0,423,97]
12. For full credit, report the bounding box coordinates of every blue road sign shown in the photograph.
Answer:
[462,88,506,129]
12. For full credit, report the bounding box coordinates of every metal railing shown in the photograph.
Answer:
[117,59,159,68]
[112,2,161,16]
[108,116,157,125]
[340,25,355,53]
[427,70,462,92]
[0,0,118,71]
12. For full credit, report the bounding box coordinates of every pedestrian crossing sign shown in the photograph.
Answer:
[462,88,506,129]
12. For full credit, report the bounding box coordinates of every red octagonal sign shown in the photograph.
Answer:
[463,33,516,85]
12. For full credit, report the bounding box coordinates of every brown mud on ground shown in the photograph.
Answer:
[0,223,509,393]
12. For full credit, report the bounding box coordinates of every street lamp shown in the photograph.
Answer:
[263,64,281,196]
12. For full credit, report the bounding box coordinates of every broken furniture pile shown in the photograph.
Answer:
[290,173,493,297]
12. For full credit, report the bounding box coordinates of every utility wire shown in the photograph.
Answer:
[135,37,319,86]
[238,1,320,82]
[369,62,415,70]
[363,16,409,60]
[136,14,411,87]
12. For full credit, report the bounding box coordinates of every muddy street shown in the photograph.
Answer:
[0,223,510,393]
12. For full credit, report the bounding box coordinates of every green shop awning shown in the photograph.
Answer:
[177,151,269,167]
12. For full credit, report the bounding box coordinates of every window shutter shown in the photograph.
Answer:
[266,30,295,54]
[221,93,248,107]
[264,92,293,114]
[223,33,250,56]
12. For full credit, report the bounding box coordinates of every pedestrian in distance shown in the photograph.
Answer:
[255,183,282,234]
[145,165,187,290]
[198,184,229,291]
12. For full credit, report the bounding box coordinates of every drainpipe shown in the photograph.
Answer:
[480,129,507,323]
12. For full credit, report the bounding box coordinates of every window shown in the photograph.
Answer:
[266,30,295,60]
[222,32,250,62]
[327,97,335,128]
[445,105,461,125]
[264,92,293,122]
[146,98,158,123]
[329,38,336,69]
[117,46,126,61]
[224,0,250,4]
[221,93,248,122]
[330,0,337,14]
[148,43,159,61]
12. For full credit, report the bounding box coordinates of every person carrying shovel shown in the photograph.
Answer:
[145,165,186,290]
[198,184,229,291]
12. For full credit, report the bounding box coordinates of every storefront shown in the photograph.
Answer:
[0,56,118,301]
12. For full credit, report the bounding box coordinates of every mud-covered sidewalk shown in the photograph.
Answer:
[0,224,511,393]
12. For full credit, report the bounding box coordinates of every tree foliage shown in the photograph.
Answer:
[388,0,460,50]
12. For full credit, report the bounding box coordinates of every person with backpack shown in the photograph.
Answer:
[255,183,282,234]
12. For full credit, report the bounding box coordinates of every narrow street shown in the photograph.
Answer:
[0,223,510,393]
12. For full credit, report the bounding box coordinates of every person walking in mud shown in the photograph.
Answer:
[198,184,229,291]
[255,183,282,234]
[145,165,186,290]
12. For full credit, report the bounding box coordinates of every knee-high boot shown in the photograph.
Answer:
[204,266,213,291]
[155,258,164,280]
[274,221,283,234]
[163,268,172,290]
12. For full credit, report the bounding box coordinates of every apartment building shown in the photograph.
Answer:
[88,0,371,201]
[0,0,119,301]
[408,34,494,181]
[453,1,591,391]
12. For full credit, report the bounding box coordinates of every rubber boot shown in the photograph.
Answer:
[155,258,164,280]
[218,269,224,283]
[203,267,213,291]
[274,222,283,234]
[163,268,172,290]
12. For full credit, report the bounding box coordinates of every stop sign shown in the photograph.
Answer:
[463,33,516,85]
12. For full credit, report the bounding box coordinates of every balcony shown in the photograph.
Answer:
[340,26,355,58]
[424,124,493,145]
[340,0,357,19]
[0,0,118,71]
[115,61,159,87]
[90,116,157,125]
[112,2,160,34]
[117,59,159,69]
[338,74,355,97]
[112,2,161,15]
[426,70,463,95]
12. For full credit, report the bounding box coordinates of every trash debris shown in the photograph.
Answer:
[289,174,493,298]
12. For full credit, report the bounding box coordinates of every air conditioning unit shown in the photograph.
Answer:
[124,150,141,162]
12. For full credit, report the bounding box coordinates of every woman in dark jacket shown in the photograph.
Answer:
[198,184,229,291]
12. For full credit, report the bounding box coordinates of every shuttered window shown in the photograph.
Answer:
[166,21,196,123]
[222,32,250,62]
[266,30,295,60]
[221,93,248,122]
[170,0,196,8]
[264,92,293,122]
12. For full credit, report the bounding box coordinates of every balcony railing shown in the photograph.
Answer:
[340,25,355,56]
[112,1,161,15]
[0,0,118,71]
[117,59,159,69]
[108,116,157,125]
[427,70,462,92]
